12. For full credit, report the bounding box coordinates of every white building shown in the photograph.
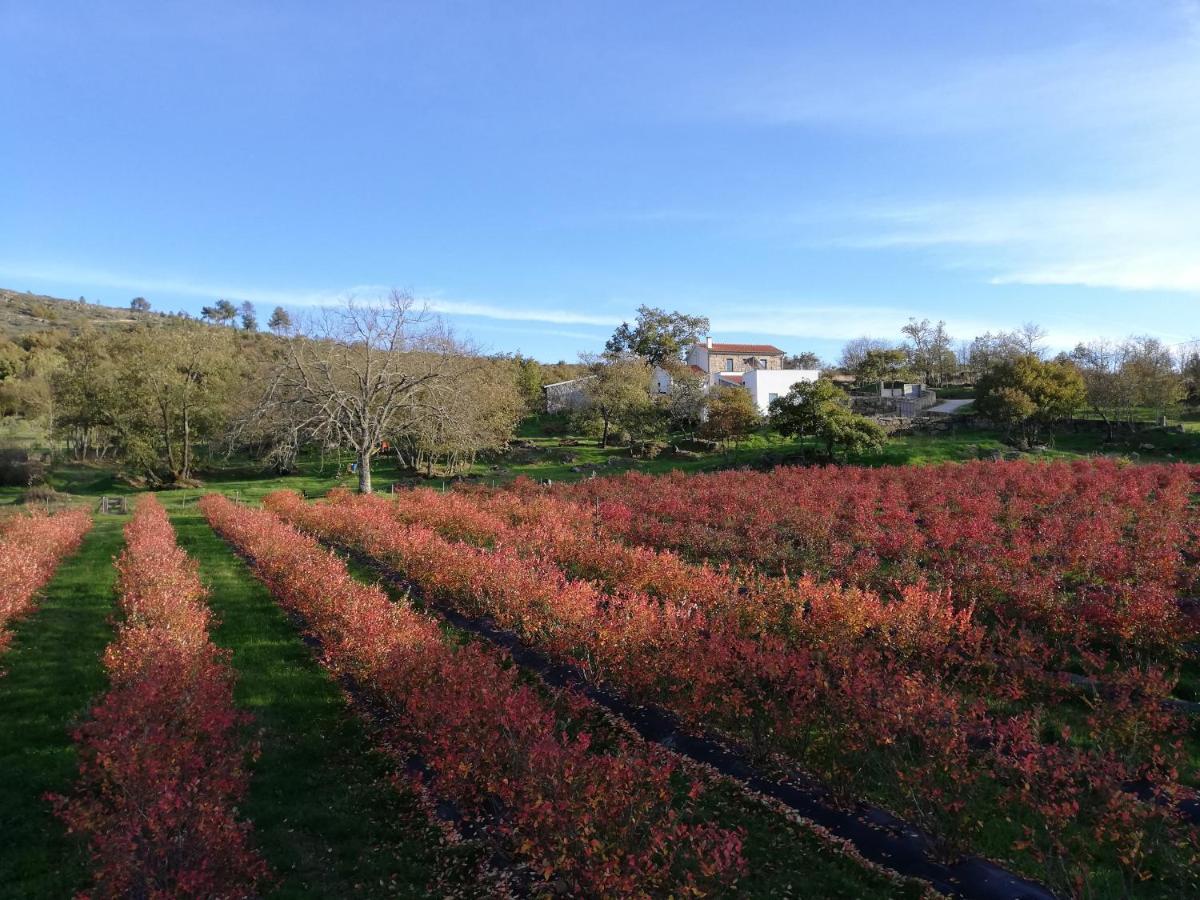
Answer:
[741,368,821,414]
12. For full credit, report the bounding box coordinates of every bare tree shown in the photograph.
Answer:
[252,290,461,492]
[901,318,953,386]
[1014,322,1048,356]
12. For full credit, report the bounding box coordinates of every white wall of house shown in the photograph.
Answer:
[652,366,673,394]
[743,368,821,414]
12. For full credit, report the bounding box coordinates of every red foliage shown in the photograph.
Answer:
[0,506,91,660]
[557,460,1200,653]
[269,478,1200,895]
[52,495,268,899]
[202,493,744,897]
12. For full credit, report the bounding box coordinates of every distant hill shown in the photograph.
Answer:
[0,288,179,338]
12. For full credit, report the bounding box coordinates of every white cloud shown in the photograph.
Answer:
[420,298,615,327]
[834,190,1200,293]
[0,260,621,327]
[710,3,1200,296]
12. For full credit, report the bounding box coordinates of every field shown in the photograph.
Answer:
[1,458,1198,897]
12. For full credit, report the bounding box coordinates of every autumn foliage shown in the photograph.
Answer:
[268,466,1200,896]
[557,459,1200,653]
[201,493,744,897]
[53,495,268,899]
[0,506,91,659]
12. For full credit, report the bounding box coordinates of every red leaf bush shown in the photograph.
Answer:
[270,483,1200,895]
[201,493,744,897]
[556,460,1200,654]
[0,506,91,659]
[52,495,268,899]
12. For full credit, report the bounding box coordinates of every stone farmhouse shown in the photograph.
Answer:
[686,337,787,382]
[655,337,820,414]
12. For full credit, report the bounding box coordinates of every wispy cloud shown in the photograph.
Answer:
[421,298,616,327]
[0,260,620,327]
[723,31,1200,155]
[831,190,1200,293]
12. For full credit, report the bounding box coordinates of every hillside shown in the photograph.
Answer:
[0,288,182,338]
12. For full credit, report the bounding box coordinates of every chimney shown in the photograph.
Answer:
[706,336,713,349]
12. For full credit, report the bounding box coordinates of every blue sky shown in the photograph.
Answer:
[2,0,1198,362]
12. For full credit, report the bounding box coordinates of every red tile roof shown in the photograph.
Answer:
[688,364,706,375]
[704,342,786,355]
[717,373,745,384]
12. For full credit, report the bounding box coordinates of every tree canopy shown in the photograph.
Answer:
[768,378,887,459]
[700,384,760,446]
[852,348,911,386]
[577,354,654,447]
[267,306,292,333]
[605,306,710,367]
[975,354,1085,444]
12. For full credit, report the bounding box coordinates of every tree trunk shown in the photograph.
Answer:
[601,413,611,448]
[162,404,179,480]
[358,451,373,493]
[182,405,192,480]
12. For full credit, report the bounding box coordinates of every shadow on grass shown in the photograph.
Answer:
[170,511,482,898]
[0,517,124,899]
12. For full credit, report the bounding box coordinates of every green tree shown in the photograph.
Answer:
[1182,351,1200,408]
[605,306,710,367]
[838,336,891,372]
[768,378,886,459]
[202,299,238,327]
[130,296,151,312]
[578,354,655,447]
[0,337,23,382]
[975,354,1084,445]
[784,351,822,369]
[510,353,544,415]
[239,301,258,331]
[700,385,760,447]
[267,306,292,333]
[852,348,911,386]
[52,325,243,480]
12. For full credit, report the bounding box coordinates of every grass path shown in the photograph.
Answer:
[171,510,478,898]
[0,515,124,899]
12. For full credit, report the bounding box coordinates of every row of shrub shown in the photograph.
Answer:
[52,495,267,898]
[554,459,1200,653]
[0,506,91,659]
[201,493,745,897]
[273,486,1200,897]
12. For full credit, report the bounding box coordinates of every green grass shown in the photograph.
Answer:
[170,510,481,898]
[9,407,1200,512]
[0,516,123,899]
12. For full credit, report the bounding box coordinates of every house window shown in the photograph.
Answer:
[760,358,768,368]
[768,392,779,403]
[725,357,734,370]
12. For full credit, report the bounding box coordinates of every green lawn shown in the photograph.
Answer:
[170,510,482,898]
[0,517,124,899]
